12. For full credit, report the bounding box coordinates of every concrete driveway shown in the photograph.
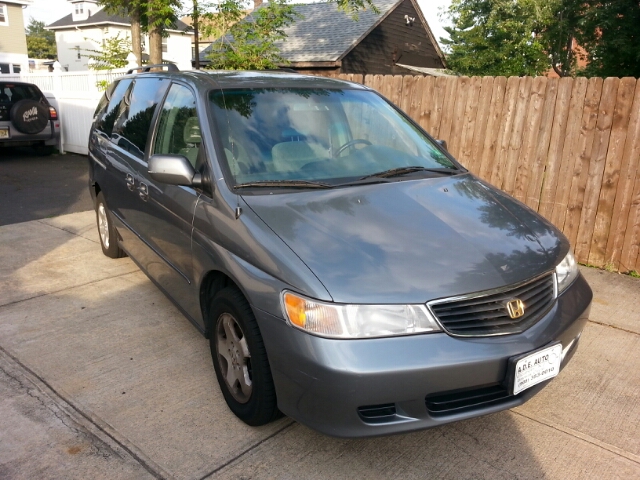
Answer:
[0,211,639,479]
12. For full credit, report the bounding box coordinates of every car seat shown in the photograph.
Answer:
[179,117,201,167]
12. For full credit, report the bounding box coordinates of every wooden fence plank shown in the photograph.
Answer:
[437,76,461,150]
[502,77,533,195]
[468,76,495,175]
[478,77,508,182]
[563,77,604,248]
[550,77,588,229]
[513,77,547,204]
[400,74,420,122]
[620,173,640,272]
[575,77,620,263]
[606,80,640,270]
[426,76,448,140]
[538,77,574,221]
[525,78,559,211]
[457,76,483,169]
[491,76,522,189]
[589,77,637,266]
[416,76,436,133]
[447,76,471,158]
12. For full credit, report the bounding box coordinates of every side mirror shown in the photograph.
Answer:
[436,139,448,151]
[148,154,202,187]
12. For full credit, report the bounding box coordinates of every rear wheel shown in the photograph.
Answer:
[95,192,125,258]
[209,287,280,426]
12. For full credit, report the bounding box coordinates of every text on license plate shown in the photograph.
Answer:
[0,128,8,139]
[513,343,562,395]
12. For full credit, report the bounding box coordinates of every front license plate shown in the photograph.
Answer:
[511,343,562,395]
[0,128,8,139]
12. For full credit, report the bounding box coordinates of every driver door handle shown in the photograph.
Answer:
[125,173,135,191]
[138,182,149,202]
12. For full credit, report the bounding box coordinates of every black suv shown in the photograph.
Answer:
[0,81,60,155]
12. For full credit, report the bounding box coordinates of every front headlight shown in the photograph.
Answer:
[556,250,579,293]
[282,291,442,339]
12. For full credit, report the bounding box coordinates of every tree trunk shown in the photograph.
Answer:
[130,6,142,66]
[148,2,163,64]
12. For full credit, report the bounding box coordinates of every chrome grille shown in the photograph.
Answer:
[428,273,556,337]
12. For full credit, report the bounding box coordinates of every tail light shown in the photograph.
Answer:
[49,106,58,120]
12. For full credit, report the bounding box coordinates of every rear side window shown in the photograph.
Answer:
[111,78,169,160]
[0,83,45,104]
[94,79,132,137]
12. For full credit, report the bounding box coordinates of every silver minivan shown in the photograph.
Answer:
[88,67,592,437]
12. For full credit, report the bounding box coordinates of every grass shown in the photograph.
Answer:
[579,262,640,279]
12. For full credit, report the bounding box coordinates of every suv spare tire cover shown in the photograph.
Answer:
[10,99,50,134]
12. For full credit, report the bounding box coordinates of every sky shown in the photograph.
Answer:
[22,0,452,47]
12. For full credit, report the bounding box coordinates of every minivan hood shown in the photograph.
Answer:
[242,174,567,304]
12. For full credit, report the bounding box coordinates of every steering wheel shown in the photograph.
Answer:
[335,139,372,157]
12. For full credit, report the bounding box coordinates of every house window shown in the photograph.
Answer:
[0,4,9,26]
[76,46,81,60]
[162,38,168,53]
[12,64,20,74]
[75,3,84,14]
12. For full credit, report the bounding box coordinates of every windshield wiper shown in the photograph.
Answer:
[359,166,459,180]
[234,180,333,189]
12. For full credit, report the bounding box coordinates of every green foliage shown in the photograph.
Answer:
[538,0,582,77]
[82,33,132,70]
[25,18,57,59]
[204,0,300,70]
[578,0,640,78]
[441,0,551,76]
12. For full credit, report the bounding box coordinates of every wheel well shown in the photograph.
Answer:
[200,271,241,338]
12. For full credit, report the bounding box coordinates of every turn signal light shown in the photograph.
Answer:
[49,106,58,120]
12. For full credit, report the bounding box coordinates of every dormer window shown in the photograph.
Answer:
[0,4,9,27]
[75,3,84,14]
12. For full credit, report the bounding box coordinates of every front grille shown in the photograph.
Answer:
[426,384,511,415]
[429,273,555,336]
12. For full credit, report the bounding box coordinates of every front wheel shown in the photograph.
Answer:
[209,287,280,426]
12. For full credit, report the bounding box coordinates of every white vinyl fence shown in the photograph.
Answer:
[4,69,128,155]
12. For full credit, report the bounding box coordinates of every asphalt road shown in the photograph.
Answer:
[0,148,93,226]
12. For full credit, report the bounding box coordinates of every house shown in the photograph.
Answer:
[198,0,446,75]
[0,0,31,74]
[46,0,193,72]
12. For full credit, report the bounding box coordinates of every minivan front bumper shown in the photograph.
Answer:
[256,273,592,437]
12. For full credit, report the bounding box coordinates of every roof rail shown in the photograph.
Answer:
[127,64,179,74]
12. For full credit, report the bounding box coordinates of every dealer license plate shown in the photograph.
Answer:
[512,343,562,395]
[0,128,8,139]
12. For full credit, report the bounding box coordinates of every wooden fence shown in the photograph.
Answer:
[332,74,640,274]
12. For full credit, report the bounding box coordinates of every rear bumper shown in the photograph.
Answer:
[256,273,592,438]
[0,121,60,147]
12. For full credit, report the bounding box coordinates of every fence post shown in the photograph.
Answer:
[52,62,65,154]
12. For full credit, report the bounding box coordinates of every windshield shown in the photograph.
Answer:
[209,88,458,187]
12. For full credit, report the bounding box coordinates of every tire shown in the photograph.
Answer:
[95,192,125,258]
[209,287,280,426]
[10,99,50,135]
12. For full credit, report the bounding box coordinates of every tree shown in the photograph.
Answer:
[204,0,299,70]
[147,0,181,64]
[97,0,144,67]
[441,0,552,76]
[25,18,57,59]
[539,0,583,77]
[578,0,640,78]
